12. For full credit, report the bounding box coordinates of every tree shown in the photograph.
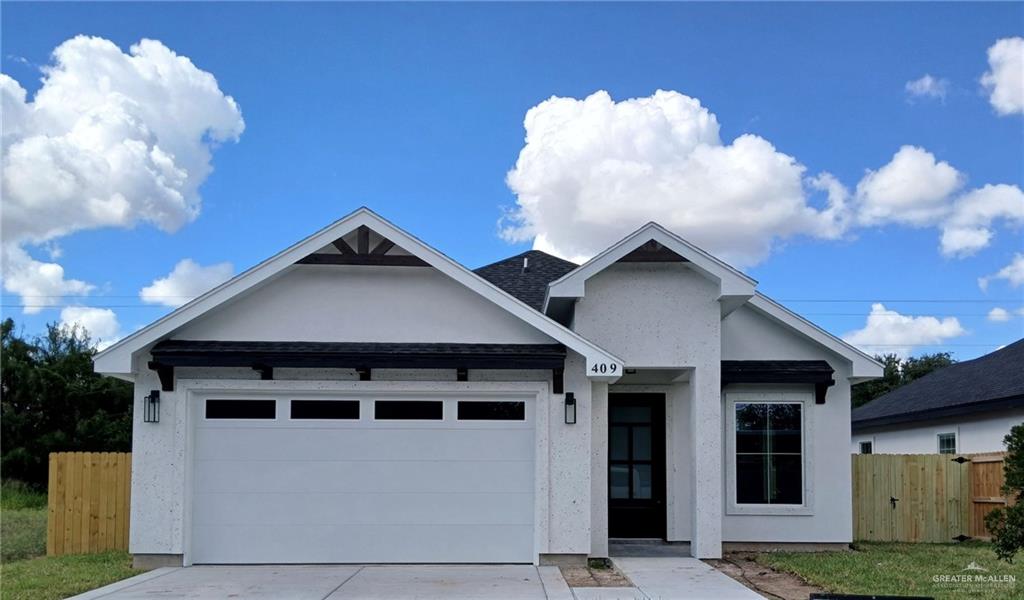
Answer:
[1,318,132,488]
[851,352,956,408]
[987,423,1024,562]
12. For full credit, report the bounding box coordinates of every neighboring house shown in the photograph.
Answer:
[94,208,881,568]
[852,339,1024,455]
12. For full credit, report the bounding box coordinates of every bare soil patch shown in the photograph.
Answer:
[559,563,633,588]
[709,552,824,600]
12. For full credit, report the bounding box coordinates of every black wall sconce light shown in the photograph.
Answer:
[144,390,160,423]
[564,392,577,425]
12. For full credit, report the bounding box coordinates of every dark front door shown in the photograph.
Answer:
[608,393,666,538]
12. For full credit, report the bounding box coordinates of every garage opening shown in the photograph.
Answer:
[190,393,536,564]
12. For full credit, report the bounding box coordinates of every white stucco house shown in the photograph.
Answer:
[852,339,1024,455]
[94,208,882,568]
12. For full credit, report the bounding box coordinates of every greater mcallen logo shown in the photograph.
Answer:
[931,561,1015,591]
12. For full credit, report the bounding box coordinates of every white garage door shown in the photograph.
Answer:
[190,394,535,564]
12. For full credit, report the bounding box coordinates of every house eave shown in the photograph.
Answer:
[852,394,1024,432]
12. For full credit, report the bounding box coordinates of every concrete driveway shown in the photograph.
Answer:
[71,559,763,600]
[70,565,569,600]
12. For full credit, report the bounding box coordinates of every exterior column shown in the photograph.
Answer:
[690,367,723,558]
[590,381,609,558]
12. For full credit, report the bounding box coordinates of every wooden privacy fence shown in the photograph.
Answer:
[47,452,131,556]
[852,453,1009,543]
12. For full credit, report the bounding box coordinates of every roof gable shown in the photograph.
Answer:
[94,208,623,378]
[544,222,757,317]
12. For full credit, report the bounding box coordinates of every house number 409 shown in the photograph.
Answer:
[590,363,618,374]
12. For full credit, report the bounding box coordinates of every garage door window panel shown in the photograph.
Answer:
[456,401,525,421]
[374,400,443,420]
[206,399,276,420]
[290,400,360,420]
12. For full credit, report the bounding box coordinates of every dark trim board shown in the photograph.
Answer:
[148,341,567,391]
[296,254,429,267]
[721,360,836,404]
[852,394,1024,432]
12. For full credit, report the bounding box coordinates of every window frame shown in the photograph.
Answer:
[937,431,957,454]
[725,390,814,516]
[859,440,873,455]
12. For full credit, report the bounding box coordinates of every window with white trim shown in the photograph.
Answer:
[859,441,873,454]
[734,402,803,505]
[937,432,957,454]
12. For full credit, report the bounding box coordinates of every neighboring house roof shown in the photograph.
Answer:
[93,208,624,379]
[474,250,579,311]
[852,338,1024,431]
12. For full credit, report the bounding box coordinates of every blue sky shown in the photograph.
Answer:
[2,2,1022,359]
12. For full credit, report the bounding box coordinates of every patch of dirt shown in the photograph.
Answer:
[559,563,633,588]
[708,552,824,600]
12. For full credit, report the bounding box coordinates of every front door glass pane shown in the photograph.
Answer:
[610,426,629,461]
[632,426,651,461]
[632,464,652,499]
[610,465,630,498]
[611,405,651,423]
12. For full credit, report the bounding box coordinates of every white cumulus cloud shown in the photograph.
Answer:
[59,306,121,350]
[979,253,1024,290]
[981,37,1024,116]
[1,244,93,314]
[140,258,233,308]
[854,146,963,227]
[1,35,243,311]
[940,184,1024,257]
[905,74,949,101]
[987,307,1011,322]
[843,303,967,358]
[501,90,849,267]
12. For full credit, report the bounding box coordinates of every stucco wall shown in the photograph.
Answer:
[174,265,556,344]
[572,262,722,557]
[720,305,854,544]
[853,409,1024,455]
[573,263,719,368]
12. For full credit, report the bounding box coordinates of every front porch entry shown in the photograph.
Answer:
[608,393,667,539]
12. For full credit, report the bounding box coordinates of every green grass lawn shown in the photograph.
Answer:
[2,480,48,563]
[1,480,144,600]
[758,541,1024,600]
[0,551,141,600]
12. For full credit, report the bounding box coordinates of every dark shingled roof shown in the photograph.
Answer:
[474,250,579,311]
[852,338,1024,430]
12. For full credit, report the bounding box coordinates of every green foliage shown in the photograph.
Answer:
[0,551,141,600]
[851,352,956,408]
[1,480,48,510]
[986,423,1024,562]
[1,508,47,562]
[1,318,132,488]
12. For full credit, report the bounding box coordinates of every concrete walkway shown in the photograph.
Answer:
[71,559,763,600]
[612,557,765,599]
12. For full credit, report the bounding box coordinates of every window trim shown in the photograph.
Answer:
[937,431,958,454]
[725,390,814,516]
[859,440,873,455]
